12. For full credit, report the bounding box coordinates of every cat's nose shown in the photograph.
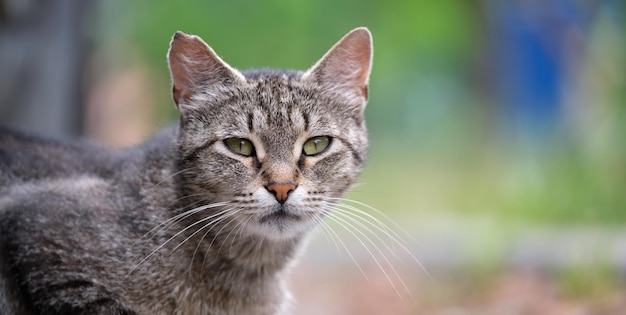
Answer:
[266,182,297,204]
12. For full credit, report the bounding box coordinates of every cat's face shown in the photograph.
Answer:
[168,28,372,240]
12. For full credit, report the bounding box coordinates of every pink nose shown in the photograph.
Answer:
[266,182,297,204]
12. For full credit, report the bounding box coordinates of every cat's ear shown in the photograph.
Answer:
[167,31,245,110]
[303,27,373,101]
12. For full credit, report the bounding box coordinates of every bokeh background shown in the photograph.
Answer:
[1,0,625,314]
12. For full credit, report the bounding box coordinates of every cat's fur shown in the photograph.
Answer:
[0,27,372,315]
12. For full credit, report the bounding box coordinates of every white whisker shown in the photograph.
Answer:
[325,198,431,280]
[131,201,229,249]
[331,203,432,280]
[327,197,415,242]
[331,207,407,265]
[170,208,241,255]
[200,213,244,270]
[218,212,249,254]
[307,212,342,257]
[145,167,194,191]
[317,209,373,283]
[188,211,239,276]
[331,201,408,245]
[226,215,254,257]
[322,207,410,299]
[126,205,235,278]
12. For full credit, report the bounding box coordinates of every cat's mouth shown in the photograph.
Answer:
[259,208,301,224]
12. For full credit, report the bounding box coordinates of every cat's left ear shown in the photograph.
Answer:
[303,27,373,102]
[168,31,245,111]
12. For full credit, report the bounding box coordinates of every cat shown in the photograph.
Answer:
[0,27,372,315]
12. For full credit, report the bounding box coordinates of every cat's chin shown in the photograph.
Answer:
[247,208,318,241]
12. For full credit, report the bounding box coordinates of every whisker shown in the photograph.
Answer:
[226,215,254,257]
[326,197,415,242]
[131,201,229,249]
[217,211,249,255]
[316,210,372,284]
[330,201,408,246]
[170,208,242,255]
[306,212,342,257]
[170,192,216,204]
[331,207,408,265]
[132,198,206,245]
[188,211,241,276]
[145,167,195,191]
[331,203,432,280]
[200,213,244,270]
[322,207,411,299]
[126,206,235,278]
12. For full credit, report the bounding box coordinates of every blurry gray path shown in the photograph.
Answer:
[304,217,626,271]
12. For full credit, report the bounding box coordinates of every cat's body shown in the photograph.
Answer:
[0,126,295,315]
[0,28,372,315]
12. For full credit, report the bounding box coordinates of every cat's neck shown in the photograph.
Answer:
[221,233,306,271]
[147,204,305,313]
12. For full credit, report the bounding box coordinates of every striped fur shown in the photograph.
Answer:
[0,27,372,315]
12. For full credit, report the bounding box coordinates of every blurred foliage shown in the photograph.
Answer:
[96,0,626,226]
[557,262,624,301]
[97,0,478,134]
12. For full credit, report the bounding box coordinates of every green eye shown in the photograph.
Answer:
[224,138,255,156]
[302,136,331,156]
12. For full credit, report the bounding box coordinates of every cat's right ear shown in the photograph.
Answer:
[167,31,245,111]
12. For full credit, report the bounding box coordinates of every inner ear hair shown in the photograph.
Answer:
[167,31,245,109]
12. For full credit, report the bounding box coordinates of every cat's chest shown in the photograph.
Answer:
[127,267,287,315]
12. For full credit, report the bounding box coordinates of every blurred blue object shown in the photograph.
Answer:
[488,0,593,142]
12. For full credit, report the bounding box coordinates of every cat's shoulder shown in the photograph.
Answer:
[0,127,115,183]
[0,126,110,162]
[0,126,177,180]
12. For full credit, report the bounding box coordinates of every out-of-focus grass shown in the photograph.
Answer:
[88,2,625,311]
[97,0,625,227]
[349,139,626,226]
[557,262,624,301]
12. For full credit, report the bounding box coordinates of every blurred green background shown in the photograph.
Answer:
[94,0,625,225]
[2,0,625,313]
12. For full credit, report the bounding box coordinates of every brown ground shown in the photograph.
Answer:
[290,261,626,315]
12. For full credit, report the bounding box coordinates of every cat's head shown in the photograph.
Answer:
[168,28,372,240]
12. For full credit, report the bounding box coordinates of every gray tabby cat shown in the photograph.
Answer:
[0,27,372,314]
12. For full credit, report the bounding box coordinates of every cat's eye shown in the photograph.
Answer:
[224,138,255,157]
[302,136,331,156]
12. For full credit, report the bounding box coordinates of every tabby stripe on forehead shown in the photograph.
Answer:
[285,103,295,127]
[247,112,254,132]
[302,112,310,131]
